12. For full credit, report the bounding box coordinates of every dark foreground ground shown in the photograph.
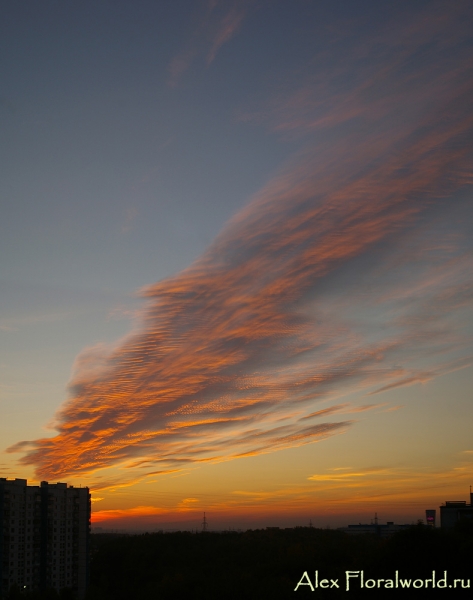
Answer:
[86,522,473,599]
[5,522,473,599]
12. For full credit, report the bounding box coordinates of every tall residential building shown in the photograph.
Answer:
[0,478,90,599]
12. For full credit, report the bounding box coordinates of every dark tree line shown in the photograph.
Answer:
[84,521,473,599]
[5,522,472,599]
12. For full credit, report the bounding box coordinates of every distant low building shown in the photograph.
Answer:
[440,490,473,529]
[0,478,90,599]
[338,517,411,538]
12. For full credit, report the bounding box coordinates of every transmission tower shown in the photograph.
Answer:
[202,512,208,532]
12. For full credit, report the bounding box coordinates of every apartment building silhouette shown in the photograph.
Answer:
[440,489,473,529]
[0,478,90,599]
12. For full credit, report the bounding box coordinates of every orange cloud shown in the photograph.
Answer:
[177,497,200,511]
[308,467,391,483]
[8,2,473,486]
[92,505,168,523]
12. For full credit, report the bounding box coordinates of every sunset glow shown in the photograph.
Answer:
[1,0,472,530]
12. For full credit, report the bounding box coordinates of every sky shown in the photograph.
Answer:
[1,0,473,531]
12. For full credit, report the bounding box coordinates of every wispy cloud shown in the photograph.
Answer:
[92,505,168,523]
[8,2,473,484]
[89,456,473,525]
[168,0,249,87]
[177,497,200,511]
[304,458,473,506]
[368,357,472,396]
[206,5,246,65]
[308,467,391,483]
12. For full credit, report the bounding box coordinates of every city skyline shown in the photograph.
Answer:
[1,0,473,531]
